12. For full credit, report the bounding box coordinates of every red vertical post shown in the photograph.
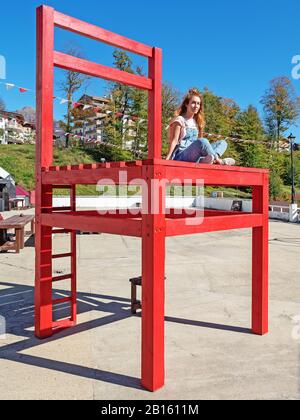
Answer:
[35,5,54,339]
[142,46,164,391]
[148,48,162,160]
[70,185,77,323]
[141,165,166,392]
[252,173,269,335]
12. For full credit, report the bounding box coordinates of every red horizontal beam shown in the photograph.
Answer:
[74,210,141,218]
[52,274,72,282]
[43,207,72,212]
[53,10,153,58]
[52,185,73,189]
[166,213,263,237]
[44,161,143,172]
[204,209,249,216]
[52,253,73,259]
[52,319,75,330]
[42,165,143,185]
[144,159,269,174]
[53,297,72,305]
[65,210,201,219]
[42,162,266,187]
[41,213,142,237]
[54,52,152,90]
[164,166,265,187]
[64,209,251,219]
[52,229,72,234]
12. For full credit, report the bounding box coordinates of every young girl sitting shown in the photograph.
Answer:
[165,88,235,165]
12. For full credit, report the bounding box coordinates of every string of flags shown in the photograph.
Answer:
[4,82,29,93]
[0,81,146,121]
[0,80,290,146]
[0,81,101,109]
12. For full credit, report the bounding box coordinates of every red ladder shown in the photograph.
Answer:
[35,185,77,335]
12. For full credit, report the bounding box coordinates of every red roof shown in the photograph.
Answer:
[16,186,30,196]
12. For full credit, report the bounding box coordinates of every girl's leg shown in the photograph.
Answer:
[211,140,228,158]
[174,138,216,163]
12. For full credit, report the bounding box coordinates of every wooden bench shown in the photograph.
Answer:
[0,215,35,253]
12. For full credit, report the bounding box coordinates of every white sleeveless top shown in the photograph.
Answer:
[170,116,199,152]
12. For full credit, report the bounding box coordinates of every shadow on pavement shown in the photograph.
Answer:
[0,280,252,391]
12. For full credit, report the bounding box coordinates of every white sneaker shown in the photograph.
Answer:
[221,158,236,166]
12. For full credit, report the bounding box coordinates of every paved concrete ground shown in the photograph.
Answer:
[0,208,299,400]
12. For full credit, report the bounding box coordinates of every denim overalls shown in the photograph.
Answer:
[172,119,228,163]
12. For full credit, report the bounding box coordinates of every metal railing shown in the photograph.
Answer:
[269,205,300,215]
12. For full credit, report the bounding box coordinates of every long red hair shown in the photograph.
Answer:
[175,88,205,137]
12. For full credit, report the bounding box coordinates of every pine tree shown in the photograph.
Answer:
[234,105,267,168]
[235,105,265,140]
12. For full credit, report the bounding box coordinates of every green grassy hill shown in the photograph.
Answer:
[0,144,36,191]
[0,144,252,199]
[0,144,132,196]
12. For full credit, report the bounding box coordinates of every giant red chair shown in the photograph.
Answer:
[35,5,269,392]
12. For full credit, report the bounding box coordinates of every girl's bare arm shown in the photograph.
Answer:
[165,123,181,160]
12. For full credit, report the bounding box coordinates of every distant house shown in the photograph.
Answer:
[22,122,36,144]
[72,95,110,144]
[16,185,30,208]
[0,111,36,144]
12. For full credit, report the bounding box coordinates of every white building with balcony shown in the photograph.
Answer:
[0,111,36,144]
[72,95,109,143]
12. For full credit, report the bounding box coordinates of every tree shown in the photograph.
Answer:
[105,51,182,157]
[219,97,240,136]
[202,87,225,134]
[0,97,5,111]
[104,50,136,148]
[233,105,268,169]
[59,45,90,147]
[202,88,240,136]
[235,105,265,141]
[267,150,286,199]
[283,149,300,188]
[260,77,300,149]
[129,80,181,157]
[130,67,148,157]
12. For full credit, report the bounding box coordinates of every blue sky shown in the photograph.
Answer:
[1,0,300,141]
